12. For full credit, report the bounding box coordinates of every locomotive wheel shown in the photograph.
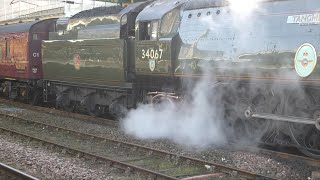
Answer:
[29,89,41,106]
[63,101,76,112]
[87,105,104,117]
[231,95,272,142]
[109,100,127,118]
[233,110,272,142]
[244,117,272,142]
[232,118,249,141]
[150,94,175,110]
[285,90,320,158]
[289,123,320,159]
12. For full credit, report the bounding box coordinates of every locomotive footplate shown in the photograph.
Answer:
[244,107,320,131]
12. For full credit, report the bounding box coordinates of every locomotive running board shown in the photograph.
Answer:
[244,108,320,131]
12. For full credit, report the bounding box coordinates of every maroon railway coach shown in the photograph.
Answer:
[0,19,56,102]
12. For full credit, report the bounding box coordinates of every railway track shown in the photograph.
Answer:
[0,99,318,177]
[237,144,320,168]
[0,162,39,180]
[0,98,118,127]
[0,111,274,179]
[256,146,320,167]
[1,99,319,159]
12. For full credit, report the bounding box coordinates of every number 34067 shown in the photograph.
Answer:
[141,48,163,59]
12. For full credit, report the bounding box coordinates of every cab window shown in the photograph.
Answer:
[150,21,158,40]
[139,21,158,41]
[160,9,180,38]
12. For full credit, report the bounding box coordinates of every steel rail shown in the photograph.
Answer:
[0,162,39,180]
[1,98,319,157]
[1,99,316,177]
[0,98,118,127]
[227,141,320,168]
[0,112,274,180]
[258,147,320,167]
[0,127,179,180]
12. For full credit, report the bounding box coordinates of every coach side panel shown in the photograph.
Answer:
[0,33,29,80]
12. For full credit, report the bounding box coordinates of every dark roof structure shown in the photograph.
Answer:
[0,20,41,33]
[136,0,190,21]
[120,1,152,15]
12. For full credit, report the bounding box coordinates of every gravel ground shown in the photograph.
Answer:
[0,132,140,180]
[0,104,318,179]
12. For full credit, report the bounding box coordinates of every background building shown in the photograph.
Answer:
[0,0,117,24]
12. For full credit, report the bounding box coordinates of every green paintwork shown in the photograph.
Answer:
[50,16,121,40]
[135,41,171,76]
[42,38,128,87]
[173,1,320,82]
[175,51,320,83]
[175,52,296,76]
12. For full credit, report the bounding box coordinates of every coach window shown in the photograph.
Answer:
[33,34,38,40]
[5,38,10,59]
[0,42,2,59]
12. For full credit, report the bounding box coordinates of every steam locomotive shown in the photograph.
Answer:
[0,0,319,158]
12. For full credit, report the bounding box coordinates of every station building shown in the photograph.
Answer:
[0,0,119,24]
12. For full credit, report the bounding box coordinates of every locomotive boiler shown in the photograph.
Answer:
[0,0,319,158]
[133,0,320,158]
[171,0,320,158]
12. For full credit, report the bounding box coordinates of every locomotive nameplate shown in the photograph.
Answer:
[287,13,320,25]
[294,43,317,77]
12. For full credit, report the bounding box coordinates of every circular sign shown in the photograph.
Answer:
[74,54,81,70]
[294,43,317,77]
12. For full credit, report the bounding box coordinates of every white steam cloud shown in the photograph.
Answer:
[228,0,263,17]
[121,0,268,148]
[121,77,227,147]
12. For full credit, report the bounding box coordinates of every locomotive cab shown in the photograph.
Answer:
[134,0,188,93]
[119,1,151,39]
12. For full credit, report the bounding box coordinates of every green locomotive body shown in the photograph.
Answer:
[42,14,128,87]
[42,38,127,87]
[133,0,320,84]
[132,0,320,158]
[41,7,140,116]
[175,0,320,83]
[40,0,320,158]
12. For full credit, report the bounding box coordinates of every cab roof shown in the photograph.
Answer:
[0,20,41,34]
[0,19,56,34]
[136,0,190,22]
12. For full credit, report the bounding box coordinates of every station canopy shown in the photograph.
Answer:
[96,0,148,5]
